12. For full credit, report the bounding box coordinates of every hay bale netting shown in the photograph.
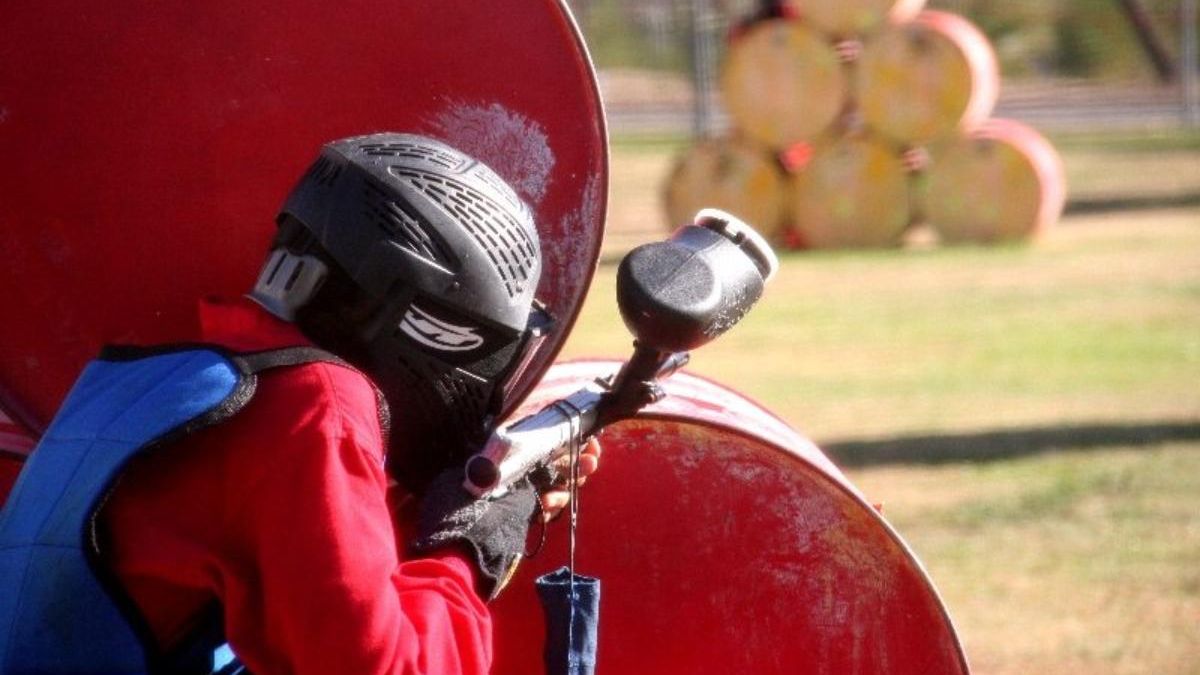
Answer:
[721,19,848,149]
[797,0,927,38]
[663,136,787,239]
[856,10,998,146]
[919,118,1066,244]
[787,133,911,249]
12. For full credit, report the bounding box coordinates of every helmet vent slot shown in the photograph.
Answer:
[362,182,452,265]
[471,166,525,212]
[359,141,463,171]
[308,155,342,186]
[436,368,490,430]
[389,356,453,436]
[391,168,538,299]
[391,353,491,442]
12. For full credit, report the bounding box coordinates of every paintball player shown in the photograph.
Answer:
[0,133,598,674]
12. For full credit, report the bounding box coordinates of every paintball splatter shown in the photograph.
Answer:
[537,172,602,310]
[423,102,604,420]
[426,101,555,207]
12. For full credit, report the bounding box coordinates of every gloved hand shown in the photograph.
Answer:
[409,469,538,600]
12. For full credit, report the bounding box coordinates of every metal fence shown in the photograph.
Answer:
[566,0,1200,135]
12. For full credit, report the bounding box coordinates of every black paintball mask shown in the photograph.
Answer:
[251,133,552,490]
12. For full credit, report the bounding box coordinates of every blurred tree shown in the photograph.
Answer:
[569,0,1194,81]
[931,0,1188,79]
[1051,0,1176,78]
[928,0,1054,76]
[1113,0,1177,80]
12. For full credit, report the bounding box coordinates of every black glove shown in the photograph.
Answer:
[408,469,538,601]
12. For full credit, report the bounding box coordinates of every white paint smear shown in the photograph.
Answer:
[538,172,602,310]
[426,101,555,206]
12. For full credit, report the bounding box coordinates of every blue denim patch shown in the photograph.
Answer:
[536,566,600,675]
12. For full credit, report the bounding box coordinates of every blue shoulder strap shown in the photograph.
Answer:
[0,345,348,674]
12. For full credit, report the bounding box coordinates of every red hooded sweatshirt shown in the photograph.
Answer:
[100,297,492,674]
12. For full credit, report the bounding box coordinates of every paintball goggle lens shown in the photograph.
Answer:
[494,301,554,415]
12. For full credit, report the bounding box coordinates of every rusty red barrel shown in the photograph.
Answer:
[856,10,999,146]
[919,118,1067,243]
[490,361,970,674]
[799,0,928,38]
[0,0,607,432]
[721,19,848,149]
[786,132,912,248]
[663,136,788,240]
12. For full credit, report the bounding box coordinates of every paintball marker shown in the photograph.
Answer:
[464,209,778,499]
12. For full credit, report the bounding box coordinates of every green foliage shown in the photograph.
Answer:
[929,0,1054,76]
[567,0,691,72]
[925,0,1188,79]
[1054,0,1142,78]
[572,0,1192,80]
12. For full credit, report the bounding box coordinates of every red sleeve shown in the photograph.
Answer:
[104,361,494,675]
[219,365,493,675]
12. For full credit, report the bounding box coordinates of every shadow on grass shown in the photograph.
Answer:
[1064,192,1200,215]
[821,420,1200,467]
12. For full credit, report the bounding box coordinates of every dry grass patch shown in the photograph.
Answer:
[848,444,1200,674]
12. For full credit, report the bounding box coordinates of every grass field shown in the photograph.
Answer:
[560,132,1200,673]
[564,209,1199,444]
[1058,132,1200,213]
[851,444,1200,674]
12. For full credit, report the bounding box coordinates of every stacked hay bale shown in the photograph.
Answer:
[663,1,1066,248]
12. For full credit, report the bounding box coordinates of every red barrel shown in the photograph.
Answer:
[0,0,607,429]
[919,118,1066,243]
[490,361,970,674]
[856,10,999,145]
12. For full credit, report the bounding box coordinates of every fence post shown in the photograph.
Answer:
[688,0,720,139]
[1184,0,1200,127]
